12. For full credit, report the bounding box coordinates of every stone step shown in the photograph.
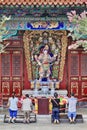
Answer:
[4,113,37,123]
[59,114,83,123]
[37,114,84,123]
[1,114,87,124]
[0,114,4,122]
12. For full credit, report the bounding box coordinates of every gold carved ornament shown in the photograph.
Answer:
[82,82,87,96]
[59,34,68,81]
[23,31,32,80]
[71,82,78,96]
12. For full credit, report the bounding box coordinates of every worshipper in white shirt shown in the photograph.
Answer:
[22,94,32,123]
[7,92,18,123]
[67,92,77,123]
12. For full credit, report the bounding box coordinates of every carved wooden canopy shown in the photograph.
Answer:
[23,30,68,81]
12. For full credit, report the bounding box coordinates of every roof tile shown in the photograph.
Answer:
[0,0,87,5]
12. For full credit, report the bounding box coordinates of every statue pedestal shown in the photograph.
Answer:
[22,80,67,97]
[22,89,68,97]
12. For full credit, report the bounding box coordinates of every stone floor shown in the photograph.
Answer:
[0,119,87,130]
[0,108,87,130]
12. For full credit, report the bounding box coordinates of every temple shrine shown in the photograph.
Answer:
[0,0,87,114]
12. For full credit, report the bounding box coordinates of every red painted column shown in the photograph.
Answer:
[23,57,31,89]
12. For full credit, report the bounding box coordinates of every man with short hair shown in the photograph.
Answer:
[22,94,32,123]
[68,93,77,123]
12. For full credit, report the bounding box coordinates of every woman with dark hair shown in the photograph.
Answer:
[7,92,18,123]
[51,92,60,124]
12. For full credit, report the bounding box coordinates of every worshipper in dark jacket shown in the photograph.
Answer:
[51,92,60,124]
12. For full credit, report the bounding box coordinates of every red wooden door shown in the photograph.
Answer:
[68,50,87,98]
[0,50,23,100]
